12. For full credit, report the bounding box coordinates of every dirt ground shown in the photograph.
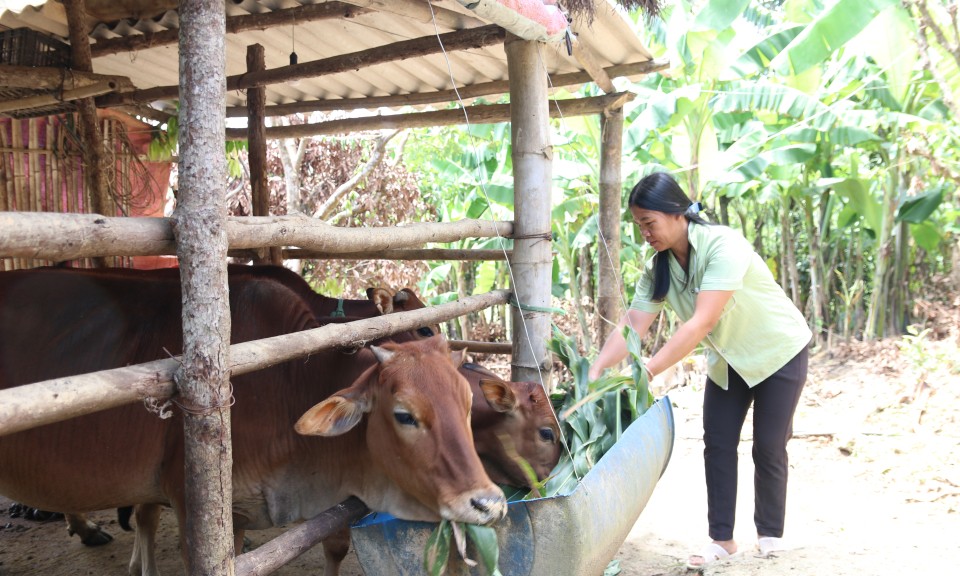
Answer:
[1,333,958,576]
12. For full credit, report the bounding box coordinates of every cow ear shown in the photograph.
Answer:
[294,393,370,437]
[450,347,468,368]
[368,288,394,314]
[479,378,517,413]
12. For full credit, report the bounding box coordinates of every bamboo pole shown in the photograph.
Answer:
[0,213,514,260]
[29,120,39,213]
[98,26,506,107]
[175,0,233,572]
[597,107,624,345]
[12,120,24,213]
[225,93,634,140]
[505,34,553,386]
[234,497,369,576]
[0,290,511,437]
[223,58,668,118]
[0,82,118,115]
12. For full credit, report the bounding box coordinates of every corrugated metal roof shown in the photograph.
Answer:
[1,0,657,117]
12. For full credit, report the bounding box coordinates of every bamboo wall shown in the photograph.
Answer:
[0,111,172,270]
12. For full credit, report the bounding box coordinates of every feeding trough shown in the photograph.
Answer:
[350,396,675,575]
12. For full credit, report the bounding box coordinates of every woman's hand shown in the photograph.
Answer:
[588,364,604,381]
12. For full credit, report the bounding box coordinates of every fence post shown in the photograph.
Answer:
[505,34,553,388]
[175,1,235,574]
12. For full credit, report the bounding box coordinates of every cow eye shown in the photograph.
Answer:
[394,410,418,427]
[539,428,555,443]
[416,327,434,337]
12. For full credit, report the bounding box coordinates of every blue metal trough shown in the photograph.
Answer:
[350,396,675,575]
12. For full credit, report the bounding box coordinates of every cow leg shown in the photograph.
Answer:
[234,528,246,556]
[322,527,352,576]
[65,513,114,546]
[128,504,162,576]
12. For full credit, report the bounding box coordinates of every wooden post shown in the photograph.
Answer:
[63,0,110,267]
[174,1,234,574]
[505,35,553,387]
[246,44,280,265]
[597,107,624,345]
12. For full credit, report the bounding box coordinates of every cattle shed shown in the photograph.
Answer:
[0,0,664,573]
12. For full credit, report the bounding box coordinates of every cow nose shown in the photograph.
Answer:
[470,495,505,519]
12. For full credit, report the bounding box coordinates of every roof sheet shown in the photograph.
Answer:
[1,0,657,117]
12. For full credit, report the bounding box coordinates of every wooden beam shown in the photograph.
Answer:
[341,0,484,30]
[89,2,371,58]
[224,58,668,117]
[246,44,280,265]
[569,35,614,93]
[63,0,111,269]
[279,247,510,261]
[225,92,635,140]
[597,106,624,345]
[0,81,118,115]
[99,25,506,107]
[448,340,513,354]
[234,497,370,576]
[0,212,515,260]
[0,65,134,92]
[0,290,512,437]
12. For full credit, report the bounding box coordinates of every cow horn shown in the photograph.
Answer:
[370,345,395,364]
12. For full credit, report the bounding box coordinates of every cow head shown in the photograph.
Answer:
[366,286,442,339]
[467,369,562,489]
[294,336,506,525]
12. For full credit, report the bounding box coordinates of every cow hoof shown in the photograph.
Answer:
[27,509,64,522]
[80,529,114,547]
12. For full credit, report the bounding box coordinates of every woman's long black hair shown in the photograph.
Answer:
[628,172,711,302]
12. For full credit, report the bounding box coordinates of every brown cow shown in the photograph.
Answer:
[319,360,563,576]
[22,264,442,549]
[0,268,506,576]
[120,358,562,576]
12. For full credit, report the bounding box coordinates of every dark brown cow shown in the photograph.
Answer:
[0,268,506,576]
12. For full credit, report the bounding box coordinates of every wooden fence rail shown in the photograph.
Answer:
[0,289,511,437]
[0,212,515,261]
[234,496,369,576]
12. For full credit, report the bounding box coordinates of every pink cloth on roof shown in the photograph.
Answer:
[500,0,568,36]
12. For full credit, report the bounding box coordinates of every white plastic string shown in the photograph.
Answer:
[424,4,581,474]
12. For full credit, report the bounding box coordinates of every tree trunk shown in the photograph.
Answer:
[803,196,824,347]
[718,195,731,226]
[278,122,307,274]
[174,1,234,574]
[865,161,898,340]
[781,194,801,307]
[506,35,552,387]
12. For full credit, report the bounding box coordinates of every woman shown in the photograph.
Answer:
[589,172,811,568]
